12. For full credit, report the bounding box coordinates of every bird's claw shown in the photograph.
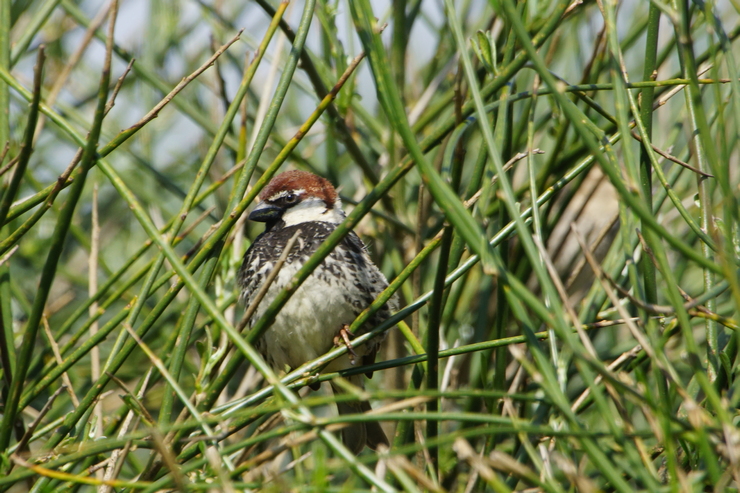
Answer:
[333,324,358,364]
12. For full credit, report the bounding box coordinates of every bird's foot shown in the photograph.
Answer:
[333,324,358,365]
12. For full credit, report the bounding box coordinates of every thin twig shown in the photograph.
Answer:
[630,130,711,176]
[33,1,112,143]
[41,317,79,407]
[572,225,656,351]
[47,2,110,105]
[0,141,10,167]
[46,149,83,206]
[175,205,217,243]
[463,150,544,210]
[547,64,714,178]
[249,14,287,152]
[454,438,504,490]
[88,458,114,475]
[582,229,717,316]
[388,455,445,493]
[117,29,243,136]
[100,370,151,493]
[150,428,189,493]
[0,141,13,176]
[183,218,223,260]
[106,372,156,425]
[204,446,237,493]
[571,345,643,412]
[0,245,19,267]
[0,154,18,177]
[571,224,686,389]
[210,35,231,115]
[123,324,234,472]
[565,212,620,290]
[234,413,284,466]
[532,235,599,360]
[14,385,66,455]
[533,234,598,358]
[104,58,134,115]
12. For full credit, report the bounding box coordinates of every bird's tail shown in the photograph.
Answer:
[330,376,389,454]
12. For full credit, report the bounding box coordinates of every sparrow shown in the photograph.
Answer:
[238,170,395,453]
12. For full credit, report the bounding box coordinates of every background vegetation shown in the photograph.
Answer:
[0,0,739,491]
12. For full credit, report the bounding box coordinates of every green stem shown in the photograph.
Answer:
[0,13,27,437]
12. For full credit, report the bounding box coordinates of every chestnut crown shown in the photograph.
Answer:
[249,170,344,226]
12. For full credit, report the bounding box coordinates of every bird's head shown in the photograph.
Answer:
[249,170,344,227]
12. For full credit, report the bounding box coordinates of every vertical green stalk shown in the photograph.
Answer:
[638,4,679,483]
[0,264,13,389]
[690,94,719,382]
[638,4,660,305]
[673,0,719,382]
[704,0,740,386]
[0,0,13,446]
[255,0,383,189]
[319,2,338,176]
[425,84,466,471]
[423,255,442,461]
[0,0,8,144]
[487,23,518,462]
[601,1,646,346]
[445,0,576,358]
[392,0,406,95]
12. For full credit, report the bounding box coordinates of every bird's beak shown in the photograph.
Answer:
[249,201,282,222]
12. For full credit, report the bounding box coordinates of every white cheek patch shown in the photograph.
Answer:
[282,198,344,226]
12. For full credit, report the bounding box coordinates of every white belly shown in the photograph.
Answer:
[254,261,361,372]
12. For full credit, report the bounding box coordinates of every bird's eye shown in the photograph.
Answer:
[284,193,297,204]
